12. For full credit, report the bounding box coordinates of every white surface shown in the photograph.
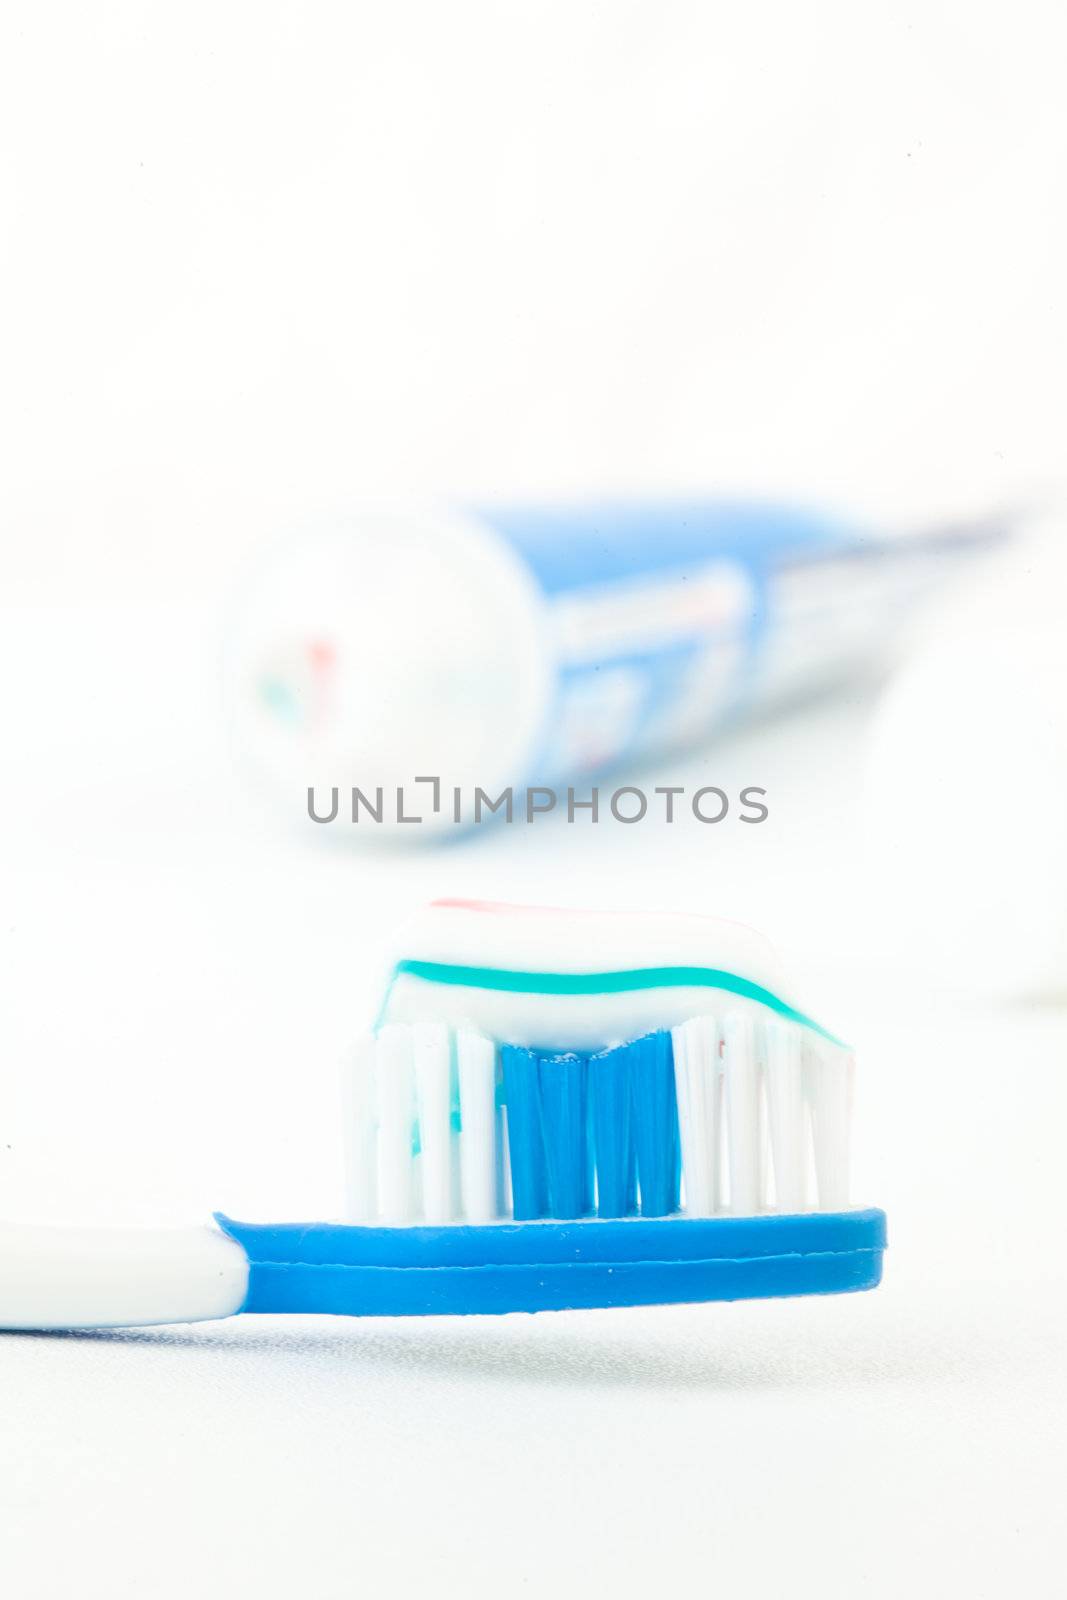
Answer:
[0,1222,247,1331]
[3,1,1067,1595]
[3,2,1067,522]
[865,524,1067,999]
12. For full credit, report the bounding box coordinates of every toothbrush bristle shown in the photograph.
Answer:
[456,1030,498,1223]
[343,1015,854,1225]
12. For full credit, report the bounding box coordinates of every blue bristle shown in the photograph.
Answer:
[537,1054,592,1219]
[503,1030,681,1221]
[589,1044,638,1217]
[630,1031,681,1216]
[500,1046,548,1219]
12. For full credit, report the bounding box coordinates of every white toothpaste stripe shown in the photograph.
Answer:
[395,901,785,992]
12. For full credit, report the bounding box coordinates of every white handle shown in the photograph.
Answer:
[0,1220,248,1331]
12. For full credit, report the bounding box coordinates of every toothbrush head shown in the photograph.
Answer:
[207,899,885,1318]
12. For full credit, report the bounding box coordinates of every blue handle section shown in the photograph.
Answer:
[216,1208,886,1318]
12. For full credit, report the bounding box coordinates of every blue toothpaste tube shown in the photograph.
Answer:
[224,499,999,833]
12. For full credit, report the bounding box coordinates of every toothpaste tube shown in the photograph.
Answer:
[225,499,1000,833]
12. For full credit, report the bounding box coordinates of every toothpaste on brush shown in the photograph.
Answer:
[359,899,853,1227]
[224,499,1002,833]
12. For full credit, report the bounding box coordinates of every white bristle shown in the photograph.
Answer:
[723,1012,764,1215]
[413,1024,453,1223]
[340,1036,378,1221]
[765,1018,808,1213]
[807,1042,853,1210]
[376,1025,417,1223]
[457,1030,499,1222]
[671,1015,720,1216]
[497,1095,512,1218]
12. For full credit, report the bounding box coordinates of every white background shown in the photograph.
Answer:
[2,4,1066,1597]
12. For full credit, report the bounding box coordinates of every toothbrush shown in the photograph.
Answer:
[0,901,885,1330]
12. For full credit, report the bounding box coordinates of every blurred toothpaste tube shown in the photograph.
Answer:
[224,499,1001,835]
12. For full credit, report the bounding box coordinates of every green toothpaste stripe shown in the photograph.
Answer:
[392,959,846,1048]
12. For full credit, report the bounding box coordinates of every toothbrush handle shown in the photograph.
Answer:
[0,1209,887,1328]
[0,1220,247,1331]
